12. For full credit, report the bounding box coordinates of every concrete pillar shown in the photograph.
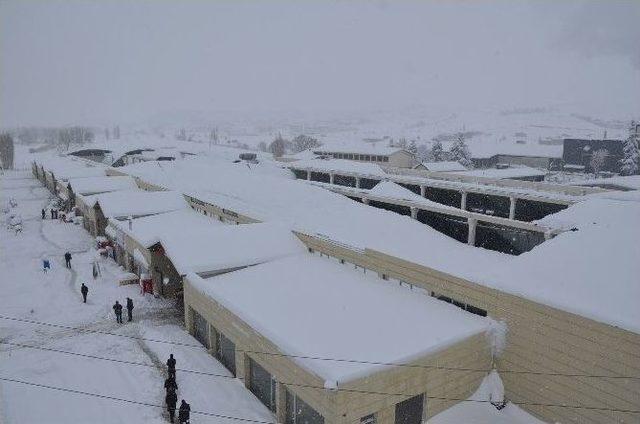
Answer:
[306,170,311,181]
[238,352,250,387]
[509,197,517,220]
[467,218,477,246]
[410,207,418,219]
[461,191,467,210]
[329,173,335,185]
[420,185,426,197]
[208,324,218,356]
[362,197,369,205]
[184,306,193,335]
[275,382,287,422]
[356,177,361,189]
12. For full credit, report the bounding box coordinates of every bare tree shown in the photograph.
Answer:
[430,140,445,162]
[257,141,268,152]
[0,133,15,169]
[450,133,472,168]
[291,134,321,153]
[268,133,288,157]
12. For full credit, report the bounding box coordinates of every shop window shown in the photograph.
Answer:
[249,358,277,412]
[431,292,487,317]
[192,309,209,349]
[215,331,236,376]
[395,394,423,424]
[286,390,324,424]
[361,414,376,424]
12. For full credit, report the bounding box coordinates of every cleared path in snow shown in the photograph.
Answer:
[0,171,274,424]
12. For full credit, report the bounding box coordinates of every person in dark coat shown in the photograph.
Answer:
[167,354,176,379]
[164,376,178,393]
[126,297,134,322]
[81,283,88,303]
[41,208,46,219]
[64,252,72,268]
[178,400,190,424]
[166,390,178,423]
[113,301,123,323]
[50,209,55,219]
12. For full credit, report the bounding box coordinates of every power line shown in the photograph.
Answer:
[2,315,638,380]
[5,339,640,413]
[1,375,638,416]
[0,377,277,424]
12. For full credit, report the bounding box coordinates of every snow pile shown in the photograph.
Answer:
[430,371,547,424]
[486,319,508,358]
[189,254,489,383]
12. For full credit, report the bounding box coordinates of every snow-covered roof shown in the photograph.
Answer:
[118,156,640,333]
[108,208,227,248]
[82,189,188,218]
[575,175,640,191]
[38,156,109,180]
[313,143,408,156]
[290,158,388,176]
[457,166,546,180]
[470,142,562,159]
[189,254,489,384]
[162,222,305,275]
[419,161,468,172]
[67,176,138,195]
[285,149,320,160]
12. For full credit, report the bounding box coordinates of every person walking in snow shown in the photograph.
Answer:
[164,375,178,393]
[50,209,55,219]
[64,252,72,268]
[167,354,176,379]
[178,400,190,424]
[41,208,46,219]
[81,283,88,303]
[126,297,134,322]
[113,301,123,323]
[42,259,50,273]
[166,390,178,423]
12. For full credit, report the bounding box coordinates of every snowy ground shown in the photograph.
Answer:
[0,171,274,424]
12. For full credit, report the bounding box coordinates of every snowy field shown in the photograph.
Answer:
[0,171,274,424]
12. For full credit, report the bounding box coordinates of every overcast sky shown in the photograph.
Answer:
[1,0,639,127]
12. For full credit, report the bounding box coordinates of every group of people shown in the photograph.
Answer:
[112,298,134,323]
[165,354,190,423]
[42,207,59,220]
[42,207,71,223]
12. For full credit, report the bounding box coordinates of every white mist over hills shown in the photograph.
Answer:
[1,1,639,128]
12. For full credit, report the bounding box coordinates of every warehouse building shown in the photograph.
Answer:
[106,214,302,297]
[76,189,187,236]
[313,146,416,168]
[57,175,138,209]
[184,254,491,424]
